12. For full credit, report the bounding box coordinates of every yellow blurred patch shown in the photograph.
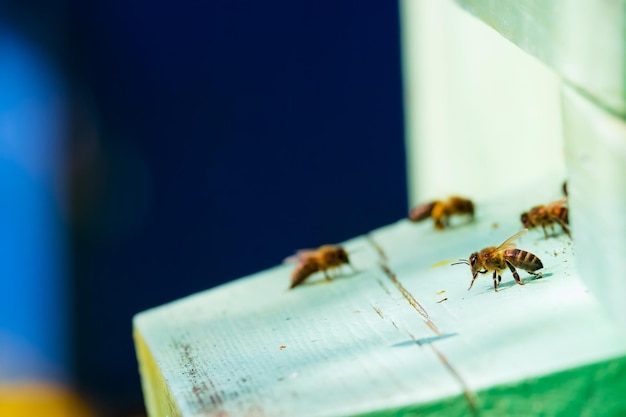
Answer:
[431,259,455,268]
[0,382,95,417]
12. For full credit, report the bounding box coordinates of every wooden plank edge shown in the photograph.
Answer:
[135,316,626,417]
[134,328,183,417]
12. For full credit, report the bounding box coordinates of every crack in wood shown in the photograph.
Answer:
[376,278,392,296]
[379,263,441,336]
[366,234,389,262]
[371,304,385,319]
[367,236,438,332]
[366,234,479,416]
[429,344,479,416]
[400,331,479,416]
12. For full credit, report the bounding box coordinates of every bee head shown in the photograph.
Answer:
[520,212,531,228]
[337,248,350,264]
[469,252,479,274]
[458,198,474,216]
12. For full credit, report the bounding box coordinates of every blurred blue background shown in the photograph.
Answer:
[0,0,406,414]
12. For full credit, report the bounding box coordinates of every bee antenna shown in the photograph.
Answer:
[450,259,469,266]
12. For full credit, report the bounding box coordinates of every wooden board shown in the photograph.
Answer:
[134,192,626,417]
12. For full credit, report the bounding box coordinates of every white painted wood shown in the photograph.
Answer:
[562,85,626,330]
[401,0,626,338]
[135,183,626,417]
[454,0,626,117]
[400,0,564,206]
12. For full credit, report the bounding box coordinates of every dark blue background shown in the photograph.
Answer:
[7,0,407,413]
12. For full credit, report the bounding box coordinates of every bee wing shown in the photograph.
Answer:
[283,255,299,264]
[283,249,317,264]
[495,229,527,251]
[546,198,567,208]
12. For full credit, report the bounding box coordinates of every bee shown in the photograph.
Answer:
[408,196,475,230]
[453,229,543,292]
[285,245,354,289]
[520,198,570,238]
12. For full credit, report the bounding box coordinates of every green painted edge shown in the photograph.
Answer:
[357,355,626,417]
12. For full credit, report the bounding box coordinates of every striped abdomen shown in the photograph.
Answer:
[504,249,543,272]
[550,205,569,225]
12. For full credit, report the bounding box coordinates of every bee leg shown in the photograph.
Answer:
[542,225,549,239]
[468,272,478,291]
[562,224,571,237]
[506,261,524,286]
[492,271,499,292]
[322,269,332,281]
[557,220,572,238]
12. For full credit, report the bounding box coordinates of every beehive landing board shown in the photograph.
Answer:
[134,192,626,417]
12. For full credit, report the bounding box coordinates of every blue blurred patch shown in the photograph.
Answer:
[0,26,67,382]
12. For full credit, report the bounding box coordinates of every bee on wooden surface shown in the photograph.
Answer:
[452,229,543,292]
[285,245,354,289]
[408,196,475,230]
[520,198,570,238]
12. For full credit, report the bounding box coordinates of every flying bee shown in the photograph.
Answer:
[285,245,355,289]
[520,198,570,238]
[408,196,475,230]
[452,229,543,292]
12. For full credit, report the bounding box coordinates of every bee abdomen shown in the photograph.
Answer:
[290,259,320,289]
[504,249,543,271]
[408,201,437,222]
[554,206,569,224]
